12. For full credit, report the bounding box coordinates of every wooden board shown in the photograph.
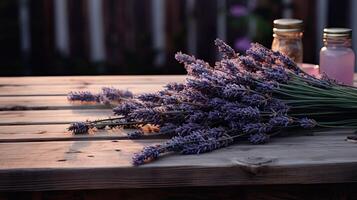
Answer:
[0,132,356,191]
[0,75,357,194]
[0,109,113,125]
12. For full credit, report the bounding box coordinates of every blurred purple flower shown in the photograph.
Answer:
[230,4,248,17]
[234,37,252,52]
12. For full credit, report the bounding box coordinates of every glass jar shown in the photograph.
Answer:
[271,19,303,63]
[319,28,355,86]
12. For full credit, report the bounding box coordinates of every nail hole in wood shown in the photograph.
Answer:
[87,155,94,158]
[112,140,118,143]
[57,159,66,162]
[115,149,121,152]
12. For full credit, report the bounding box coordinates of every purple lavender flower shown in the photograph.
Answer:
[267,98,290,113]
[166,128,231,154]
[175,123,204,136]
[243,123,272,134]
[256,82,277,93]
[222,84,247,99]
[68,122,90,134]
[247,43,274,63]
[137,93,162,103]
[101,87,133,102]
[208,98,227,109]
[264,66,289,83]
[113,101,142,116]
[223,105,260,121]
[165,82,186,92]
[67,91,99,102]
[214,39,237,59]
[241,93,267,107]
[207,110,224,122]
[216,60,239,74]
[132,145,162,165]
[186,78,213,94]
[248,133,270,144]
[269,115,292,127]
[188,111,207,124]
[239,56,260,72]
[127,130,144,139]
[298,118,317,128]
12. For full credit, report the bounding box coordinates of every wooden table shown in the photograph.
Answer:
[0,75,357,200]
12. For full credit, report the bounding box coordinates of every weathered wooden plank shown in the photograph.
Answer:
[0,96,109,111]
[0,83,167,96]
[0,124,164,143]
[0,109,113,125]
[0,75,185,86]
[0,132,356,191]
[0,124,126,142]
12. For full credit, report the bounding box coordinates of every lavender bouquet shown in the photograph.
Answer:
[68,39,357,165]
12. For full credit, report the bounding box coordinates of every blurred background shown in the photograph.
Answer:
[0,0,356,76]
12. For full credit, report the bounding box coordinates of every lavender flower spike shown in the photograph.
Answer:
[214,39,238,59]
[248,133,270,144]
[298,118,317,128]
[68,122,90,134]
[132,146,162,165]
[67,91,99,102]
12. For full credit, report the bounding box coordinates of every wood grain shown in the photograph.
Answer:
[0,124,165,143]
[0,75,185,86]
[0,132,356,191]
[0,96,108,111]
[0,109,113,125]
[0,83,167,96]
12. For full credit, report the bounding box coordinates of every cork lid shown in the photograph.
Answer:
[273,18,303,32]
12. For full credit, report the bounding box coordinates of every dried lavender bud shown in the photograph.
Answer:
[298,118,317,128]
[68,122,90,134]
[67,91,99,102]
[207,110,224,122]
[263,66,289,83]
[222,84,247,99]
[247,43,275,64]
[269,115,292,127]
[113,101,143,116]
[214,39,237,59]
[267,98,290,113]
[166,128,231,154]
[137,93,162,103]
[239,56,261,72]
[132,146,162,165]
[175,123,203,136]
[243,123,272,134]
[256,82,277,93]
[100,87,133,104]
[127,130,144,139]
[248,133,270,144]
[186,78,215,95]
[165,82,186,92]
[223,105,260,122]
[188,111,207,124]
[241,94,267,107]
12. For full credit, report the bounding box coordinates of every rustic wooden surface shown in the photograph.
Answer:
[0,75,357,199]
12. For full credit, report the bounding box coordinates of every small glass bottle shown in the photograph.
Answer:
[319,28,355,86]
[271,19,304,63]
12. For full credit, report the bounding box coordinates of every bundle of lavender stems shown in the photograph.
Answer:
[68,39,357,165]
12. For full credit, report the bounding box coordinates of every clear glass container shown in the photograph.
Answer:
[271,19,303,63]
[319,28,355,86]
